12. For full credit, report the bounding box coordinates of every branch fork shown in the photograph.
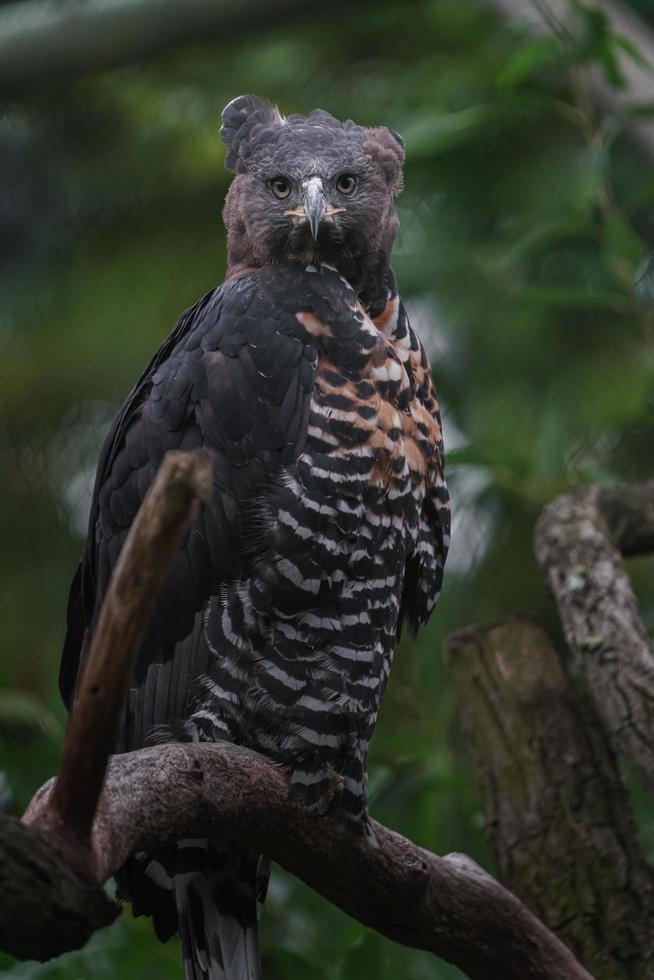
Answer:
[0,449,592,980]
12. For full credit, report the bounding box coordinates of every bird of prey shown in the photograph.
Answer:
[59,95,450,980]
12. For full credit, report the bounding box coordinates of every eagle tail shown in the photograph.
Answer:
[119,841,264,980]
[177,876,261,980]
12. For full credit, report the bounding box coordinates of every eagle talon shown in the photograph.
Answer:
[363,820,380,849]
[287,768,345,816]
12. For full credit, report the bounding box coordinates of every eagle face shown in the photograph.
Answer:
[220,95,405,269]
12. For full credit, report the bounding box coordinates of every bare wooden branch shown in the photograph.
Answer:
[0,813,117,961]
[21,740,592,980]
[0,0,363,95]
[445,614,654,980]
[535,483,654,799]
[595,481,654,557]
[41,449,212,846]
[9,451,624,978]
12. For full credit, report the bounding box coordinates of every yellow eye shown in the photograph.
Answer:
[271,176,291,199]
[336,174,357,195]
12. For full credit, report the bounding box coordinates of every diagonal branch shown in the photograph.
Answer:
[535,482,654,798]
[0,0,367,95]
[42,449,213,846]
[20,741,592,980]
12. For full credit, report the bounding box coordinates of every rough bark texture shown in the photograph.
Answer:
[44,449,212,846]
[22,741,592,980]
[535,484,654,799]
[0,813,118,961]
[594,482,654,557]
[445,615,654,980]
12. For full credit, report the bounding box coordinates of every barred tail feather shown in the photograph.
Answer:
[118,841,263,980]
[177,880,223,980]
[177,878,261,980]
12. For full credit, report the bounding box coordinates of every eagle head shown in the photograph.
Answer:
[220,95,405,275]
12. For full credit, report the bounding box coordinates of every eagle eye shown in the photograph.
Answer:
[271,176,291,199]
[336,173,357,196]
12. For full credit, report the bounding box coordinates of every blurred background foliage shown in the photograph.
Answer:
[1,0,653,977]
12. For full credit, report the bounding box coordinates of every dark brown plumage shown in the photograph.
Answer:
[60,95,449,980]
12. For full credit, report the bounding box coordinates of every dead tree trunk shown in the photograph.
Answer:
[446,482,654,980]
[446,615,654,980]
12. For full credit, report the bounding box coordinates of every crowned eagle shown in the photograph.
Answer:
[60,95,450,980]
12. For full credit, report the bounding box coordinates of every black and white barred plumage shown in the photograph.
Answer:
[60,97,450,980]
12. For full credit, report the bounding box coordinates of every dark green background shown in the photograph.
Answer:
[1,1,653,976]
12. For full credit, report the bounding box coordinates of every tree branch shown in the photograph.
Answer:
[41,449,212,846]
[19,740,592,980]
[535,482,654,798]
[445,614,654,980]
[4,449,593,979]
[594,481,654,557]
[0,0,366,95]
[0,813,118,961]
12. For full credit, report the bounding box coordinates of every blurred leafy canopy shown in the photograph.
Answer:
[1,0,653,977]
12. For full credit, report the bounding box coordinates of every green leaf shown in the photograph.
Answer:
[603,211,646,282]
[497,37,558,88]
[575,3,627,88]
[578,5,611,53]
[0,690,62,741]
[613,34,652,73]
[597,42,626,89]
[403,105,495,158]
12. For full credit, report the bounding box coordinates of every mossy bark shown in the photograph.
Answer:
[535,485,654,798]
[445,614,654,980]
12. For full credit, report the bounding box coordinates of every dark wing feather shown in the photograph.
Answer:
[59,288,217,707]
[60,269,317,752]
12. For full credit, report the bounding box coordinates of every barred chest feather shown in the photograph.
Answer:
[191,263,447,819]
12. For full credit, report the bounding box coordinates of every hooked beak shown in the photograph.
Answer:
[304,177,326,241]
[284,177,347,240]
